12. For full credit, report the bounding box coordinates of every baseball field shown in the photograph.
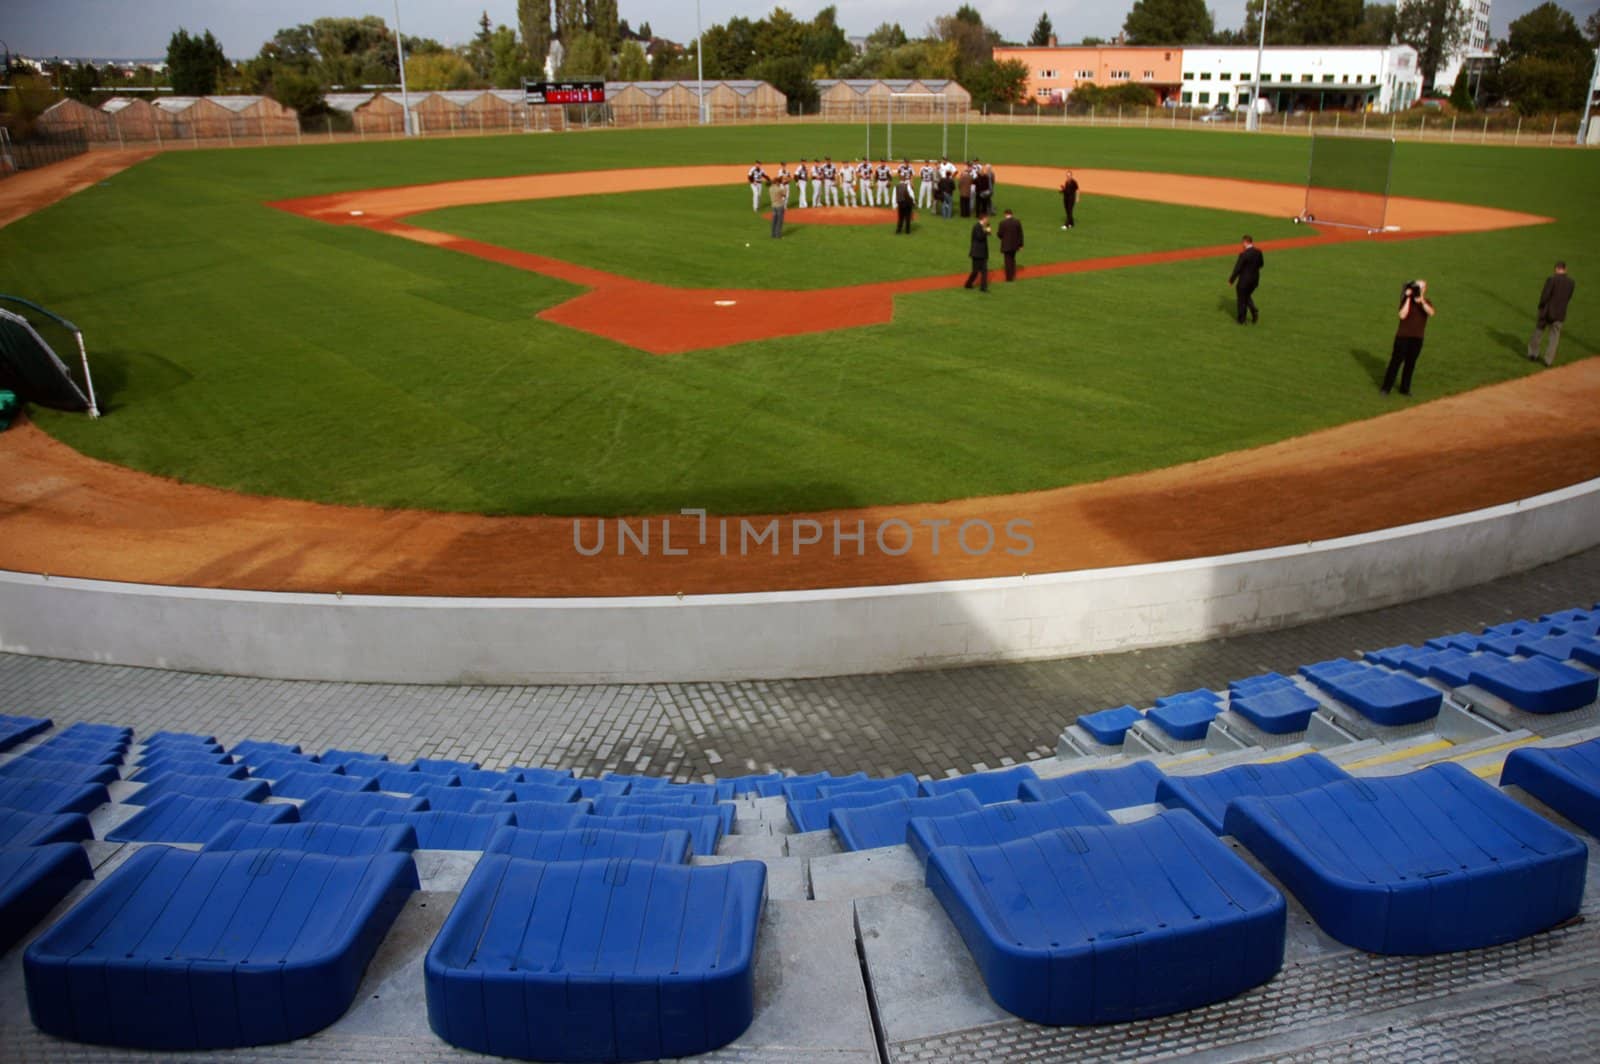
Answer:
[2,124,1592,519]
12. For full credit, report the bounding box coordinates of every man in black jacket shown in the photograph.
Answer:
[894,178,915,234]
[997,209,1024,281]
[1060,170,1079,229]
[1228,235,1264,324]
[965,213,992,292]
[1527,261,1576,367]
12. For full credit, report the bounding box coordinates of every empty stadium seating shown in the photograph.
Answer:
[1155,753,1350,834]
[1500,736,1600,837]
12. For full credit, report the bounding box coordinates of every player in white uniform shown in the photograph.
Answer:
[748,162,768,211]
[810,162,822,208]
[875,162,892,207]
[821,158,839,206]
[917,161,935,209]
[839,161,857,207]
[857,159,873,206]
[794,159,809,208]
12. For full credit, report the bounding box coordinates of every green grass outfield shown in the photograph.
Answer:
[0,124,1592,516]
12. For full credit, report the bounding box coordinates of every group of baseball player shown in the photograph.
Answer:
[746,157,980,216]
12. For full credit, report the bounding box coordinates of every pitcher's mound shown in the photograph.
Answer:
[763,207,898,226]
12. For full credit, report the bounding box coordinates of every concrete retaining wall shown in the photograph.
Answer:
[4,478,1597,684]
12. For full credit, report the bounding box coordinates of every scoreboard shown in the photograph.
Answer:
[524,79,607,105]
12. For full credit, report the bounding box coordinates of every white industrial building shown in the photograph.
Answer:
[1177,45,1424,114]
[1431,0,1495,94]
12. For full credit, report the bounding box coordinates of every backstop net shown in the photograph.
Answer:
[870,93,968,164]
[0,296,100,416]
[1302,134,1395,232]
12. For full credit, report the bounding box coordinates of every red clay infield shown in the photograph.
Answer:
[1,156,1592,599]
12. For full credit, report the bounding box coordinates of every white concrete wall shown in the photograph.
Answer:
[3,478,1597,685]
[1180,45,1420,113]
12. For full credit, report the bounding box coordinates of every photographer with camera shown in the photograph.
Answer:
[1380,279,1435,396]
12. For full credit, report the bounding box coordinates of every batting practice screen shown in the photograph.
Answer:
[1303,135,1395,232]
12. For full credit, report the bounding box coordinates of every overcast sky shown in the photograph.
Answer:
[6,0,1597,60]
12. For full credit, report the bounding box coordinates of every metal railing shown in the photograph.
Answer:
[0,127,88,175]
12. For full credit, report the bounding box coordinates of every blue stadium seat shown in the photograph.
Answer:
[1500,737,1600,838]
[1542,608,1593,627]
[1425,632,1484,652]
[1228,672,1292,695]
[1155,688,1222,708]
[926,811,1285,1024]
[203,820,418,856]
[319,749,388,768]
[1414,648,1479,687]
[1516,634,1600,663]
[816,775,918,800]
[1467,656,1598,714]
[0,758,120,787]
[714,772,784,801]
[131,759,246,783]
[25,846,418,1049]
[274,772,379,800]
[918,766,1039,805]
[337,757,402,778]
[494,781,586,804]
[141,732,223,752]
[425,856,765,1062]
[1230,686,1321,735]
[1226,763,1587,954]
[907,794,1114,864]
[485,825,693,864]
[136,744,232,764]
[17,739,125,765]
[830,793,982,851]
[108,795,298,843]
[455,769,521,790]
[1155,753,1350,834]
[414,758,481,776]
[1076,705,1143,745]
[0,778,110,816]
[755,770,833,798]
[1301,661,1442,726]
[0,714,53,752]
[416,785,514,814]
[60,723,133,744]
[228,740,302,764]
[125,773,269,806]
[787,789,923,833]
[299,791,427,825]
[573,778,632,799]
[365,809,515,849]
[587,814,722,856]
[1363,645,1432,671]
[371,769,453,794]
[610,780,719,805]
[0,809,93,848]
[0,843,93,953]
[1146,698,1220,741]
[593,798,735,836]
[487,799,595,830]
[506,765,577,785]
[781,771,868,802]
[248,756,337,780]
[1019,760,1167,810]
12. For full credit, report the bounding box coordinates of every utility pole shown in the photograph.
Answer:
[696,0,707,124]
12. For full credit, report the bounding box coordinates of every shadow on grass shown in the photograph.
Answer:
[1486,328,1528,357]
[1350,348,1387,388]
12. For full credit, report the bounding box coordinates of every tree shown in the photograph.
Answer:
[554,0,585,41]
[1242,0,1374,45]
[519,0,552,76]
[934,6,1001,79]
[867,23,908,50]
[965,57,1031,107]
[405,51,480,90]
[558,30,610,77]
[751,55,817,113]
[1394,0,1471,92]
[1498,2,1592,114]
[616,40,649,80]
[1123,0,1214,45]
[638,21,652,40]
[167,28,228,96]
[802,7,854,72]
[591,0,620,48]
[467,12,497,80]
[489,25,524,88]
[1587,10,1600,49]
[1448,65,1474,111]
[1356,4,1398,45]
[270,70,326,117]
[63,62,101,102]
[1029,13,1055,47]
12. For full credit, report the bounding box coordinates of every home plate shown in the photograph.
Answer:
[714,300,737,307]
[349,210,365,216]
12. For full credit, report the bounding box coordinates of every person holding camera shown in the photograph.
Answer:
[1381,279,1435,396]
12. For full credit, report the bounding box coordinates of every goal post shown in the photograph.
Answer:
[871,93,968,162]
[1301,134,1395,232]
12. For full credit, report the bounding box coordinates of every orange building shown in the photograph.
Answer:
[991,43,1185,105]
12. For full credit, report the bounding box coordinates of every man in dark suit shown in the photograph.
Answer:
[997,208,1024,281]
[894,177,915,234]
[1228,235,1264,324]
[1060,170,1079,229]
[964,213,991,292]
[1527,260,1575,367]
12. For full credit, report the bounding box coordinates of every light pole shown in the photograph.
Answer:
[1579,47,1600,146]
[696,0,707,124]
[393,0,413,136]
[1246,0,1269,132]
